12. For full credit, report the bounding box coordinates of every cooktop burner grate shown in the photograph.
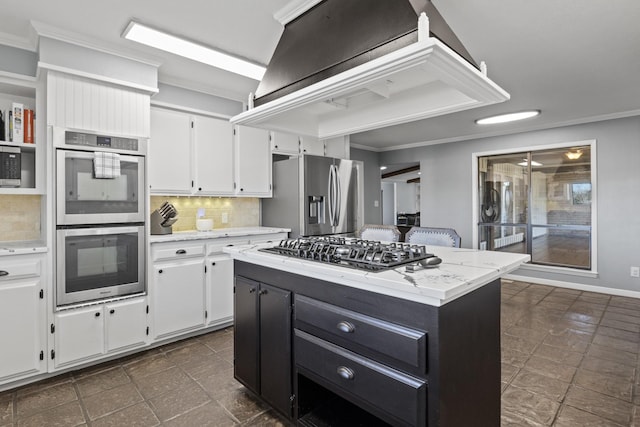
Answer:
[259,236,440,272]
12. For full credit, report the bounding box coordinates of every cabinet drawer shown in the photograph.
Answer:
[152,243,205,261]
[206,239,249,256]
[295,329,426,427]
[294,295,427,373]
[0,259,41,281]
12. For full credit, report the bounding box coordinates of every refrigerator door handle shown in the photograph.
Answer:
[334,166,341,227]
[328,165,335,227]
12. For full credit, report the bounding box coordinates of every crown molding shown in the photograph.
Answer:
[273,0,323,26]
[30,20,162,68]
[0,30,36,51]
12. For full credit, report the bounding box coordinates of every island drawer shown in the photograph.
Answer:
[295,329,426,427]
[294,295,427,373]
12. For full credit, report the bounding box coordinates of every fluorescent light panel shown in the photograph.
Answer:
[476,110,540,125]
[122,21,266,81]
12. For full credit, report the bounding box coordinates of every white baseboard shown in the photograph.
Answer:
[504,274,640,299]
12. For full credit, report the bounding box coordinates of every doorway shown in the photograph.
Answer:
[380,162,420,239]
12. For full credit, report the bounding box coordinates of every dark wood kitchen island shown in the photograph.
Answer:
[225,243,529,426]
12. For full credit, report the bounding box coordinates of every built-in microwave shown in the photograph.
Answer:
[53,127,146,225]
[56,225,145,306]
[0,145,21,187]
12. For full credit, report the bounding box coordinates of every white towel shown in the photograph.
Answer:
[94,152,121,179]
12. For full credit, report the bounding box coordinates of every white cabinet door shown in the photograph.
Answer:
[54,306,104,368]
[234,125,272,196]
[323,136,349,159]
[0,277,45,382]
[149,107,193,194]
[205,255,234,327]
[105,298,147,352]
[194,116,234,195]
[270,131,299,155]
[152,259,206,339]
[300,136,325,156]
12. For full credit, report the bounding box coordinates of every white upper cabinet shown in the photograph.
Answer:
[149,107,237,196]
[149,107,192,194]
[193,115,234,195]
[269,131,349,159]
[234,125,272,197]
[323,136,350,159]
[270,131,299,155]
[300,135,324,156]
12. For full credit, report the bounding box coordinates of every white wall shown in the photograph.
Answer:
[378,115,640,293]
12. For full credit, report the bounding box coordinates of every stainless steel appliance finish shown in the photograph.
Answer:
[150,201,178,235]
[53,127,146,155]
[56,149,145,225]
[259,236,441,272]
[0,145,21,187]
[262,155,363,238]
[56,225,145,306]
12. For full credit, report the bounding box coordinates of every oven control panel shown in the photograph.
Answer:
[65,131,139,152]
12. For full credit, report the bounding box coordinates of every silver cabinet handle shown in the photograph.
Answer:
[337,321,355,333]
[337,366,355,380]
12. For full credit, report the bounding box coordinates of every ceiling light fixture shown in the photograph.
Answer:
[380,166,387,170]
[564,149,583,160]
[475,110,541,125]
[122,21,266,80]
[517,159,542,167]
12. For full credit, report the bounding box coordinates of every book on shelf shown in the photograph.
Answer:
[11,103,23,144]
[0,110,5,141]
[24,109,34,144]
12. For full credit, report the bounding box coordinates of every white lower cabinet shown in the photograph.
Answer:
[152,257,206,339]
[105,298,148,352]
[205,255,234,327]
[54,306,104,368]
[52,297,148,369]
[0,255,46,384]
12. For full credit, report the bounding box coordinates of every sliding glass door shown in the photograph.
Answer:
[478,145,592,269]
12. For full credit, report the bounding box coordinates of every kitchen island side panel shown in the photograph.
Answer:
[430,279,501,426]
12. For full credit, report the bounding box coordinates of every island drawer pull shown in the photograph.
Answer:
[0,270,8,277]
[175,249,187,255]
[337,366,355,380]
[337,321,355,333]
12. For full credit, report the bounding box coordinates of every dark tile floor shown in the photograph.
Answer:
[1,280,640,426]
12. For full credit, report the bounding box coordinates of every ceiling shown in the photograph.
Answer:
[2,0,639,151]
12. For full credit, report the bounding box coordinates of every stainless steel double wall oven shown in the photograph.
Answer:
[54,127,147,306]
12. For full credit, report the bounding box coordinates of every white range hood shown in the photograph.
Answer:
[231,13,509,139]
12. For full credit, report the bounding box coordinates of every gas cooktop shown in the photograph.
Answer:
[259,236,441,272]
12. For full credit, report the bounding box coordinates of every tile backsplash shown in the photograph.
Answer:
[150,196,260,232]
[0,195,41,242]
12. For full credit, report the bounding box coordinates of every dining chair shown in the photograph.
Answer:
[405,226,461,247]
[358,224,401,242]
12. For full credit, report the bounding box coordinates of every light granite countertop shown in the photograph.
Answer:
[149,227,290,244]
[0,241,48,257]
[224,243,530,306]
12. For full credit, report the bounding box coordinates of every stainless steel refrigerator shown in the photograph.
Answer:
[262,155,364,238]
